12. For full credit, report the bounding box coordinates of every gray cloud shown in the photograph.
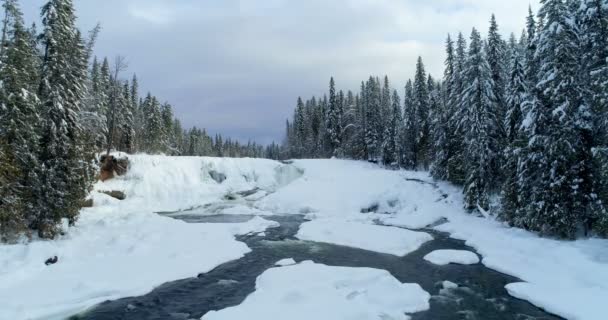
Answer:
[22,0,539,145]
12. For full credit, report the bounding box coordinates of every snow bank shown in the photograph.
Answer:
[423,249,480,265]
[297,219,433,256]
[0,155,294,320]
[201,261,430,320]
[0,210,279,320]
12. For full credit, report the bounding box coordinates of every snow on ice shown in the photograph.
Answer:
[201,261,431,320]
[423,249,480,266]
[275,258,297,266]
[297,219,433,256]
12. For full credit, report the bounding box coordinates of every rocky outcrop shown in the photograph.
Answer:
[99,155,129,182]
[99,190,127,200]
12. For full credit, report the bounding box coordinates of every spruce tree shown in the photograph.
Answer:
[364,77,382,161]
[501,40,528,225]
[431,35,456,180]
[382,89,401,166]
[327,77,343,156]
[413,57,430,169]
[37,0,92,238]
[0,0,43,235]
[460,28,499,211]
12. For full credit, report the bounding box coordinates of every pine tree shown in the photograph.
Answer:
[460,28,499,211]
[364,77,382,161]
[382,89,401,166]
[486,14,508,183]
[431,35,456,180]
[579,0,608,235]
[402,79,416,168]
[518,0,592,238]
[413,57,430,169]
[0,0,42,237]
[327,77,343,156]
[37,0,93,238]
[501,39,528,225]
[446,32,468,184]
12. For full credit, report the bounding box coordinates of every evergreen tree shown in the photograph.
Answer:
[0,0,39,240]
[431,34,456,180]
[413,57,430,169]
[37,0,93,238]
[579,0,608,235]
[460,28,499,211]
[501,40,528,225]
[382,89,401,166]
[446,32,468,184]
[327,77,343,156]
[364,77,382,161]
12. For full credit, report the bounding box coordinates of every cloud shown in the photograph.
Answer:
[21,0,540,144]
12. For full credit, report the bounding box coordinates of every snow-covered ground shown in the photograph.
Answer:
[0,155,298,320]
[423,249,480,265]
[1,156,607,320]
[261,159,608,320]
[201,260,431,320]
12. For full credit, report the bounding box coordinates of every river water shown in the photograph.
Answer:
[71,209,562,320]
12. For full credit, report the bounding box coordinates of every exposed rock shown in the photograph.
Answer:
[209,170,226,183]
[99,190,126,200]
[361,203,379,213]
[99,155,130,182]
[81,198,94,208]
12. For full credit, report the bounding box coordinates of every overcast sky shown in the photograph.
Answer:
[22,0,539,144]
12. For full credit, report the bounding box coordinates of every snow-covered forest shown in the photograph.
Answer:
[282,1,608,239]
[0,0,278,242]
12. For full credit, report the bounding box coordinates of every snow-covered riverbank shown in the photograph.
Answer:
[0,156,606,320]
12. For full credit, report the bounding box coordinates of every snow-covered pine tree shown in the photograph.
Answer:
[427,74,442,172]
[364,76,382,161]
[143,95,164,153]
[0,135,24,241]
[486,14,507,184]
[341,91,356,157]
[119,81,135,153]
[327,77,343,156]
[379,75,391,159]
[446,32,468,184]
[413,57,430,169]
[518,0,592,238]
[431,35,456,180]
[37,0,93,237]
[500,37,528,226]
[459,28,499,212]
[161,102,174,154]
[0,0,43,237]
[382,87,401,166]
[402,79,416,168]
[578,0,608,235]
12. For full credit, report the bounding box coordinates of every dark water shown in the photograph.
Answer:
[71,214,562,320]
